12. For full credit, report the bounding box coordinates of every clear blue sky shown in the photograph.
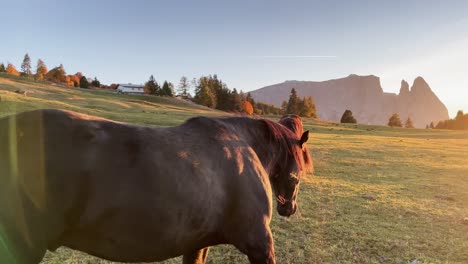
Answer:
[1,0,467,117]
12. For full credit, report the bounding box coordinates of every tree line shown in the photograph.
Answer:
[191,74,256,114]
[188,74,281,115]
[1,53,101,89]
[143,75,174,97]
[280,88,317,118]
[1,53,319,117]
[433,110,468,130]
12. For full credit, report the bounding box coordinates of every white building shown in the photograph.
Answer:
[116,84,145,94]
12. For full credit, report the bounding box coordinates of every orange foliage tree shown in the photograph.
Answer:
[6,63,20,76]
[36,59,48,80]
[243,101,254,115]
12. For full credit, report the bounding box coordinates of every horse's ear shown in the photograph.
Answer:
[300,131,309,147]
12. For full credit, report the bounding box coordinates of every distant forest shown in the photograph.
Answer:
[433,111,468,130]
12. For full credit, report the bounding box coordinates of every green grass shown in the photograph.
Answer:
[1,74,468,263]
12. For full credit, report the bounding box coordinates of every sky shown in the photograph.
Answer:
[1,0,467,117]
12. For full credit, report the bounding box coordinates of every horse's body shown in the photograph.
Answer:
[0,109,312,264]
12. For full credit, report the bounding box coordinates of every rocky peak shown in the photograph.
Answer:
[249,74,449,128]
[399,80,410,95]
[411,76,431,94]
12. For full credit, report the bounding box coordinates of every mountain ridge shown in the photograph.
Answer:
[250,74,449,128]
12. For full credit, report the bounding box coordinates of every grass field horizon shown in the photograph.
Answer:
[1,74,467,263]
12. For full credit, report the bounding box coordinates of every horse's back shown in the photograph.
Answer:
[0,110,273,263]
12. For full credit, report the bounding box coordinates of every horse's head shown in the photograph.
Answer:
[267,116,313,217]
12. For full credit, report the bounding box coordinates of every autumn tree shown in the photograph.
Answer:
[177,76,190,98]
[35,59,48,80]
[6,63,20,76]
[300,96,317,118]
[388,113,402,127]
[281,101,287,113]
[45,65,66,83]
[67,75,80,87]
[404,117,414,128]
[243,101,254,115]
[21,53,32,76]
[341,110,357,123]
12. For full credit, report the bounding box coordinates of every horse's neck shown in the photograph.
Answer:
[230,118,280,174]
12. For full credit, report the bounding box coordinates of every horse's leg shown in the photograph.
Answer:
[182,247,210,264]
[234,225,275,264]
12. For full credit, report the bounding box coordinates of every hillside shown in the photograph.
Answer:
[250,74,449,128]
[0,74,224,126]
[0,75,467,263]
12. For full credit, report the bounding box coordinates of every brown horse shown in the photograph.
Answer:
[0,109,313,264]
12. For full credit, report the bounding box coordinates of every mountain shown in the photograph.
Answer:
[250,74,449,128]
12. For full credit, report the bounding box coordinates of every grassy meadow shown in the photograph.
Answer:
[1,74,467,264]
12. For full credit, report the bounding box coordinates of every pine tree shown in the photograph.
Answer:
[91,77,101,87]
[286,88,300,115]
[404,117,414,128]
[177,76,190,98]
[161,81,173,97]
[144,75,159,95]
[430,122,434,129]
[340,110,357,123]
[194,76,217,108]
[0,63,5,72]
[21,53,32,76]
[455,110,464,121]
[231,88,243,112]
[246,92,255,106]
[388,113,402,127]
[79,76,89,88]
[454,110,465,130]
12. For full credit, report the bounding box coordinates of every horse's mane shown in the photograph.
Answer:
[279,114,303,138]
[260,119,313,176]
[182,116,313,176]
[278,115,313,175]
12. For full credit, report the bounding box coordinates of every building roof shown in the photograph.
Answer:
[117,83,144,89]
